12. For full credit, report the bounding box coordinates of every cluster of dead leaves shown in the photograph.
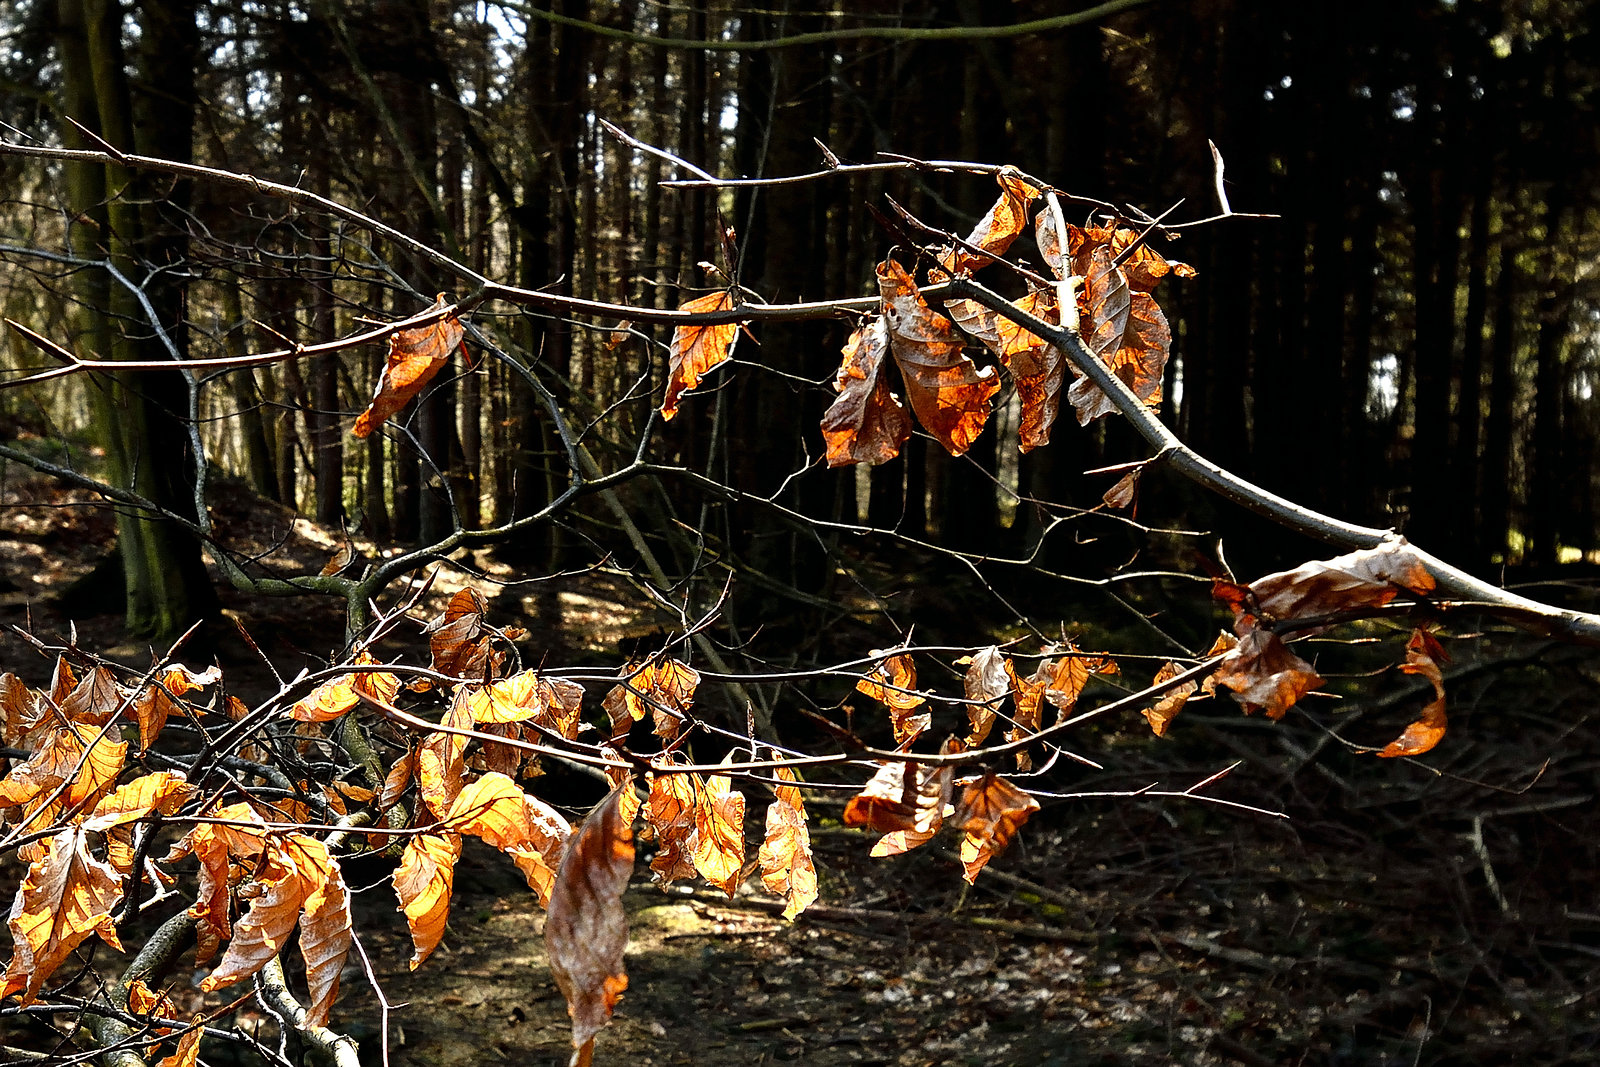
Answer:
[1133,539,1450,756]
[655,170,1194,468]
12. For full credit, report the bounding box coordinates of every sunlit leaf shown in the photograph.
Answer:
[661,291,739,420]
[878,259,998,456]
[84,771,192,832]
[418,699,473,817]
[757,768,817,919]
[1379,629,1450,758]
[394,832,461,969]
[0,827,124,1005]
[690,771,746,897]
[856,651,929,745]
[447,772,569,904]
[820,316,912,467]
[941,170,1041,275]
[546,786,636,1059]
[1143,661,1197,737]
[1068,247,1170,425]
[843,758,954,857]
[954,774,1039,882]
[644,764,700,886]
[1212,626,1325,720]
[963,646,1012,747]
[353,294,466,437]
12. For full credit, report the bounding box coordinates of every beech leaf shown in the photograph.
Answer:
[820,315,912,467]
[878,258,998,456]
[394,832,461,969]
[0,827,125,1005]
[757,768,817,919]
[690,770,746,897]
[353,295,465,438]
[1378,629,1450,758]
[661,291,739,420]
[954,774,1040,882]
[546,786,636,1059]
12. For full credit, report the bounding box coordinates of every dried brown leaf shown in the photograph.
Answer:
[546,786,636,1058]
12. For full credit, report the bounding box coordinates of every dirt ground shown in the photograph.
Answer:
[4,473,1600,1066]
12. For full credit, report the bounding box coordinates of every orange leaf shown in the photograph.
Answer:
[155,1023,203,1067]
[1239,539,1437,626]
[1379,629,1450,758]
[378,748,416,810]
[447,772,570,904]
[963,646,1012,747]
[820,316,913,467]
[644,764,701,886]
[1068,247,1171,425]
[0,827,124,1005]
[690,771,746,897]
[1143,661,1198,737]
[877,259,998,456]
[946,287,1065,453]
[166,803,269,956]
[1212,624,1325,720]
[59,666,126,726]
[545,786,636,1059]
[843,759,954,857]
[0,724,126,814]
[84,771,193,832]
[856,651,929,746]
[941,170,1041,275]
[603,659,699,742]
[291,836,353,1028]
[954,774,1039,882]
[200,834,351,1028]
[757,768,817,919]
[661,291,739,420]
[353,295,465,437]
[418,699,473,817]
[393,832,461,969]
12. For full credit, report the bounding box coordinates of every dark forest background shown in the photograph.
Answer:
[0,0,1597,641]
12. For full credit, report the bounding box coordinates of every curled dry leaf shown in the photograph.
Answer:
[856,651,930,746]
[83,771,192,832]
[946,288,1064,452]
[690,770,746,897]
[447,772,569,903]
[546,786,636,1060]
[757,767,817,919]
[199,833,352,1029]
[843,756,956,857]
[394,832,461,969]
[603,659,699,742]
[877,258,998,456]
[417,698,473,817]
[940,170,1041,275]
[1068,246,1171,425]
[1212,627,1324,720]
[820,315,912,467]
[0,826,125,1005]
[353,294,466,438]
[644,763,700,886]
[154,1023,203,1067]
[0,723,127,814]
[661,290,739,420]
[963,646,1013,746]
[289,652,400,723]
[1242,538,1436,625]
[954,774,1040,883]
[1379,629,1450,758]
[1143,662,1197,737]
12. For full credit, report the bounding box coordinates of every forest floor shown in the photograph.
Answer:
[3,473,1600,1065]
